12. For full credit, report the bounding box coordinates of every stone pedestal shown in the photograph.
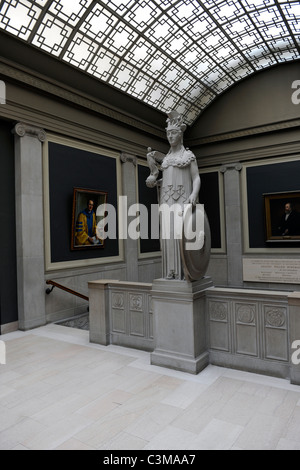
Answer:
[151,277,213,374]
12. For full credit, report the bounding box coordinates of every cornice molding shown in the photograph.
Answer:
[187,119,300,147]
[0,101,155,157]
[0,59,165,140]
[196,140,300,169]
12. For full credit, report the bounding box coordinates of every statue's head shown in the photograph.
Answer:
[165,110,187,133]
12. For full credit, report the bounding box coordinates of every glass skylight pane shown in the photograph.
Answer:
[31,13,72,56]
[202,69,224,88]
[63,33,98,69]
[48,0,93,26]
[208,0,243,23]
[87,47,118,81]
[144,16,177,46]
[162,31,193,57]
[160,91,181,112]
[193,58,215,75]
[197,91,216,109]
[109,61,137,91]
[125,39,156,68]
[201,30,227,49]
[240,0,275,11]
[0,0,298,124]
[179,46,205,68]
[145,53,171,77]
[215,44,237,60]
[184,105,203,125]
[213,77,235,92]
[176,101,199,125]
[188,13,216,38]
[251,7,283,25]
[159,65,183,87]
[128,73,154,98]
[152,0,175,10]
[168,0,203,25]
[80,6,118,42]
[253,56,277,68]
[102,22,138,56]
[100,0,136,16]
[0,0,42,40]
[123,0,161,31]
[274,49,299,61]
[245,44,273,61]
[143,83,167,108]
[185,83,207,101]
[35,0,48,6]
[281,1,300,20]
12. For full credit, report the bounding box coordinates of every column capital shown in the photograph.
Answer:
[220,162,242,173]
[13,122,46,142]
[121,152,137,166]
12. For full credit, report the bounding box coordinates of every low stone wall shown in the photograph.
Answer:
[88,280,154,351]
[88,280,300,384]
[206,287,290,380]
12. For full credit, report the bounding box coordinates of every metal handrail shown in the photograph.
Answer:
[45,280,89,301]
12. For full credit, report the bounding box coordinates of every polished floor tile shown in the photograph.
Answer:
[1,323,300,450]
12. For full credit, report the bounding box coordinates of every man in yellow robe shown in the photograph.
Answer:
[75,199,98,246]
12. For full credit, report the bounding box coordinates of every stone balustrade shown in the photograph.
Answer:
[88,280,300,384]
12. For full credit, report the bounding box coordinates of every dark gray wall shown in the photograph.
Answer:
[0,119,18,328]
[187,61,300,140]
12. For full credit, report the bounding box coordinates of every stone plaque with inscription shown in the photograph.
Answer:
[243,258,300,284]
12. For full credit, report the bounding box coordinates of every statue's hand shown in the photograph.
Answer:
[188,194,197,206]
[146,175,157,188]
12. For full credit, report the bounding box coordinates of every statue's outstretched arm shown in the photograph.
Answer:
[146,147,165,188]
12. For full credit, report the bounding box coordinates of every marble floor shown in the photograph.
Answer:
[1,323,300,450]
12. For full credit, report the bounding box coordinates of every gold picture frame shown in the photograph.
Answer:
[264,191,300,242]
[71,187,107,250]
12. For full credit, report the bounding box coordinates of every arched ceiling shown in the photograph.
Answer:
[0,0,299,125]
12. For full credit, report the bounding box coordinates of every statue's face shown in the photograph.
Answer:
[167,128,182,145]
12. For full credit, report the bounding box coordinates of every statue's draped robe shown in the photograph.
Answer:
[160,149,196,279]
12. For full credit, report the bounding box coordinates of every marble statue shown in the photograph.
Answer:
[146,110,210,281]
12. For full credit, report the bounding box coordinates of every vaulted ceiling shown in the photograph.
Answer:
[0,0,299,125]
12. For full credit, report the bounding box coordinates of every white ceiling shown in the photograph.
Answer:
[0,0,299,124]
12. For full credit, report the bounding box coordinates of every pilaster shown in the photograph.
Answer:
[13,122,46,330]
[121,152,139,282]
[220,163,243,287]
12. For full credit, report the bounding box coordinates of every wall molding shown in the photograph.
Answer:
[0,59,165,140]
[188,119,300,147]
[197,140,300,168]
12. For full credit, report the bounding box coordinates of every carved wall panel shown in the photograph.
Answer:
[263,304,288,361]
[208,300,229,352]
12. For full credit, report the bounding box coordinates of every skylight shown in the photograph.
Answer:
[0,0,299,124]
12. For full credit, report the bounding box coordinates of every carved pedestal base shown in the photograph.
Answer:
[150,277,213,374]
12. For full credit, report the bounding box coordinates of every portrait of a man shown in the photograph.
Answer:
[264,192,300,242]
[277,202,300,237]
[71,188,107,250]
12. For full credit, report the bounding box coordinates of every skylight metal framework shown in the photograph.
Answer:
[0,0,299,124]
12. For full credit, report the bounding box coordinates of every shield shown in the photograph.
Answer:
[180,204,211,281]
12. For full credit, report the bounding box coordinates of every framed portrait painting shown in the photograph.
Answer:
[71,187,107,250]
[264,191,300,242]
